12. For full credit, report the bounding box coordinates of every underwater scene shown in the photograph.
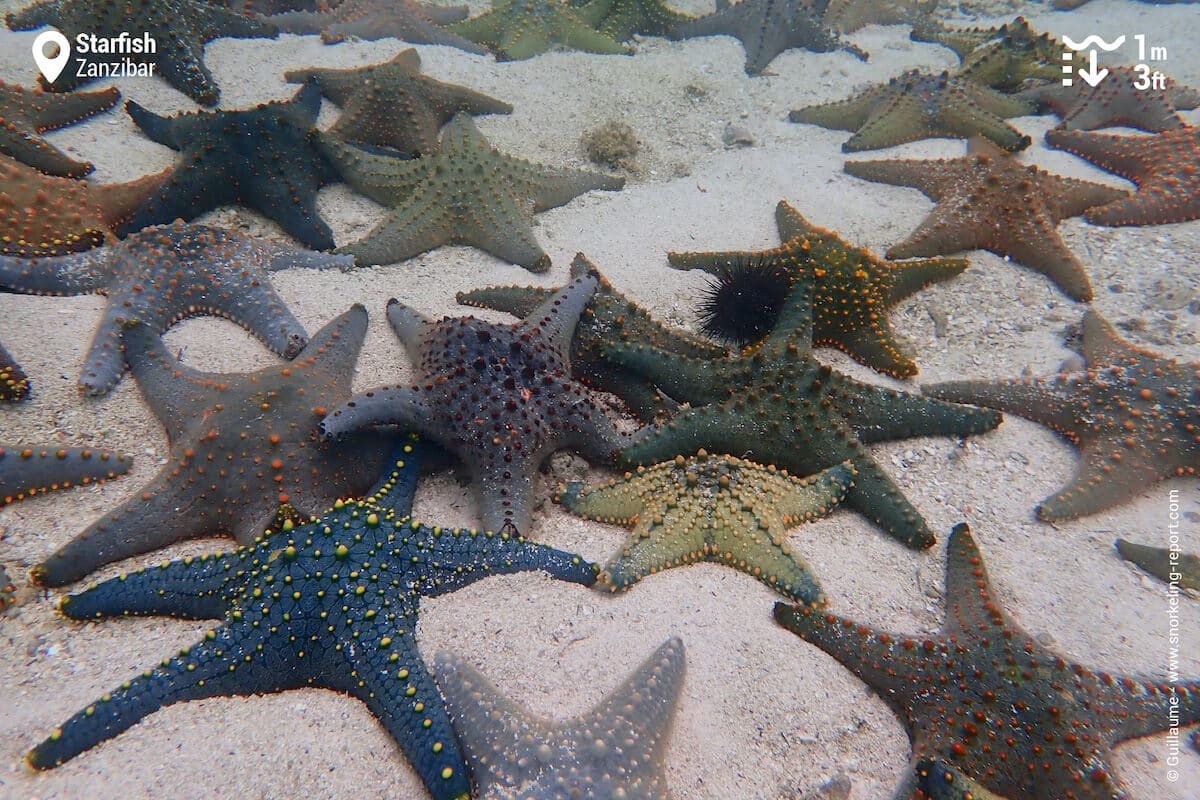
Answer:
[0,0,1197,797]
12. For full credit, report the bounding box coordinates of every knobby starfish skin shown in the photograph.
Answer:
[270,0,485,52]
[592,0,694,41]
[557,451,852,604]
[821,0,936,33]
[119,83,339,251]
[0,156,169,258]
[456,252,729,422]
[925,312,1200,521]
[844,138,1128,302]
[32,306,394,588]
[0,445,130,507]
[775,523,1200,800]
[1045,125,1200,227]
[789,70,1033,153]
[604,283,1002,549]
[28,438,598,800]
[285,49,512,158]
[1115,538,1200,591]
[6,0,277,106]
[951,17,1059,93]
[0,340,29,402]
[434,636,683,800]
[1018,66,1200,133]
[449,0,629,61]
[317,115,624,271]
[912,758,1006,800]
[0,81,117,178]
[0,221,351,396]
[670,199,967,378]
[666,0,867,75]
[322,273,628,535]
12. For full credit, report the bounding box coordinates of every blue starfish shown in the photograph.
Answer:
[27,435,598,800]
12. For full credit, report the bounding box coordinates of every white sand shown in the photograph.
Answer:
[0,1,1198,798]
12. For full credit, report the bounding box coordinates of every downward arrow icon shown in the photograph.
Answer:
[1077,49,1109,86]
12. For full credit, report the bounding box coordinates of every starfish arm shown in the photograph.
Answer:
[154,37,223,106]
[843,100,939,151]
[845,380,1003,444]
[664,4,739,39]
[988,210,1093,300]
[885,257,969,304]
[602,344,725,404]
[1079,311,1143,365]
[91,168,173,233]
[365,436,423,517]
[315,133,429,204]
[923,378,1084,443]
[882,199,990,261]
[1084,187,1189,227]
[283,65,370,107]
[520,163,625,213]
[0,248,109,295]
[385,298,433,357]
[0,446,131,508]
[941,523,1020,635]
[556,475,647,527]
[0,128,94,177]
[414,524,598,595]
[457,191,549,271]
[118,163,236,238]
[761,282,815,349]
[789,90,879,133]
[336,627,472,800]
[1116,539,1200,591]
[1038,173,1131,223]
[335,194,452,267]
[456,284,555,318]
[1035,435,1167,520]
[447,10,504,44]
[843,456,936,549]
[259,238,355,273]
[124,100,187,150]
[561,20,630,55]
[25,85,120,132]
[844,158,964,202]
[588,363,679,422]
[666,248,746,276]
[242,172,334,251]
[320,387,425,440]
[561,406,628,465]
[1044,129,1145,183]
[424,3,472,25]
[58,554,234,621]
[933,101,1031,152]
[577,0,617,25]
[472,453,540,534]
[1093,677,1200,743]
[4,1,56,30]
[518,272,599,356]
[619,405,753,465]
[26,625,273,769]
[914,759,1008,800]
[121,320,231,439]
[426,81,514,120]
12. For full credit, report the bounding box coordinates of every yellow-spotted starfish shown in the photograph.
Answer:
[775,523,1200,800]
[925,311,1199,521]
[558,451,851,603]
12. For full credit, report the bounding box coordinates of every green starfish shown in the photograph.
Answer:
[955,17,1060,92]
[789,70,1033,153]
[457,252,729,421]
[775,523,1200,800]
[1115,538,1200,591]
[557,450,851,603]
[603,282,1002,549]
[670,199,967,378]
[449,0,630,61]
[26,437,598,800]
[316,115,624,271]
[591,0,694,40]
[821,0,936,33]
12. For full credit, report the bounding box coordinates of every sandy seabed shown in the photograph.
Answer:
[0,0,1198,797]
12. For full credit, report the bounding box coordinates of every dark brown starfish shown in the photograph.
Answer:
[776,522,1200,800]
[1046,125,1200,226]
[925,311,1200,521]
[844,138,1128,301]
[0,80,118,177]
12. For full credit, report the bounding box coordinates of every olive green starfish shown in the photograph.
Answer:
[557,451,852,604]
[604,282,1002,549]
[457,252,729,421]
[592,0,693,40]
[821,0,936,33]
[284,49,512,158]
[670,199,967,378]
[316,115,624,270]
[789,70,1033,152]
[1115,538,1200,591]
[925,311,1200,521]
[449,0,630,61]
[911,16,1060,91]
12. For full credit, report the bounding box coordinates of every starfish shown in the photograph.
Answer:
[789,70,1033,153]
[1115,538,1200,591]
[284,49,512,158]
[1018,66,1200,133]
[456,252,729,422]
[1045,125,1200,226]
[908,18,996,60]
[913,759,1005,800]
[924,311,1200,521]
[0,221,350,395]
[0,444,131,507]
[449,0,629,61]
[212,0,323,12]
[557,450,852,603]
[316,114,623,270]
[321,273,628,535]
[0,80,118,178]
[669,199,967,378]
[31,305,395,587]
[0,155,169,257]
[775,522,1200,800]
[951,17,1060,92]
[26,437,598,800]
[666,0,867,74]
[820,0,936,33]
[118,83,339,250]
[1053,0,1198,7]
[592,0,694,40]
[844,137,1128,302]
[270,0,485,51]
[0,340,30,402]
[433,636,683,800]
[6,0,277,106]
[603,282,1002,550]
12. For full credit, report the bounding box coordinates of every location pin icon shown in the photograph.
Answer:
[32,30,70,84]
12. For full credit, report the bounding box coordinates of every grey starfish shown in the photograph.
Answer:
[434,637,685,799]
[666,0,867,75]
[316,114,623,271]
[0,221,350,395]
